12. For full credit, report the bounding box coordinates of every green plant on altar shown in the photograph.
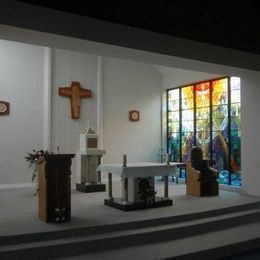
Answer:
[25,149,52,194]
[138,177,157,204]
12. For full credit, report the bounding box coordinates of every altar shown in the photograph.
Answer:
[96,162,185,211]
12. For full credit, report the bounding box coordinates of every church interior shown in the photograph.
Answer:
[1,1,260,259]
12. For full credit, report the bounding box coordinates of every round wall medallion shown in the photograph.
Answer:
[0,101,10,115]
[129,110,140,122]
[0,103,7,113]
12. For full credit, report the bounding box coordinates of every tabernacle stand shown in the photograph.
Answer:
[76,123,106,193]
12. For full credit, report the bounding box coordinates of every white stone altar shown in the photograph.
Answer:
[96,161,185,211]
[76,123,106,193]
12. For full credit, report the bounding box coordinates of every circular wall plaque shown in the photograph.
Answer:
[0,103,7,113]
[129,110,140,122]
[0,101,10,115]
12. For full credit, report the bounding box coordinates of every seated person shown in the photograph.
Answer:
[190,146,217,180]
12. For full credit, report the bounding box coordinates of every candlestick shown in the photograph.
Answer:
[167,153,171,165]
[123,154,127,167]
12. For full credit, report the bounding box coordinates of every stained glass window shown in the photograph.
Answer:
[167,77,241,186]
[181,86,194,164]
[167,88,180,162]
[230,77,241,186]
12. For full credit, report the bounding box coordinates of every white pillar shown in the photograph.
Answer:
[97,56,103,148]
[43,47,52,150]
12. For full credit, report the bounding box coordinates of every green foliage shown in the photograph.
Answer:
[138,178,157,204]
[25,149,52,195]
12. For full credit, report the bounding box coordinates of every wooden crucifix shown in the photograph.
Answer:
[59,81,92,119]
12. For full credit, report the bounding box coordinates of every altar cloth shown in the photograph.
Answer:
[96,162,184,178]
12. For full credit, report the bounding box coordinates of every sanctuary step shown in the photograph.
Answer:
[1,202,260,259]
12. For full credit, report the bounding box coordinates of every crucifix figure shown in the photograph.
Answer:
[59,81,92,119]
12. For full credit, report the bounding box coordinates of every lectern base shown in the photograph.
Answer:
[104,197,173,211]
[76,183,106,193]
[38,154,74,223]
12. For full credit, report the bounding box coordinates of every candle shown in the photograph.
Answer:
[167,153,171,165]
[123,154,127,166]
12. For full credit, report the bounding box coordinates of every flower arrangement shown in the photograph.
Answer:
[25,149,52,194]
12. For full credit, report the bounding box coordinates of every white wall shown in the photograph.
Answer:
[0,39,44,184]
[240,71,260,196]
[102,57,162,163]
[156,66,221,89]
[51,49,99,182]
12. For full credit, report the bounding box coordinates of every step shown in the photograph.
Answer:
[1,201,260,246]
[65,224,260,260]
[0,205,260,259]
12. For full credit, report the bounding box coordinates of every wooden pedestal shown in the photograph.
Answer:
[38,154,74,223]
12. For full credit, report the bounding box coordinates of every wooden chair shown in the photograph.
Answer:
[186,146,219,197]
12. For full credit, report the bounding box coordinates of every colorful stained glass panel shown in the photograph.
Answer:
[196,140,210,158]
[182,120,194,132]
[212,105,228,118]
[167,76,241,186]
[195,82,210,108]
[168,89,179,101]
[181,86,194,109]
[212,78,228,106]
[168,122,179,133]
[182,109,194,132]
[196,120,210,131]
[182,109,194,121]
[231,129,241,187]
[212,105,228,131]
[182,98,193,109]
[196,107,210,119]
[168,111,179,121]
[231,90,240,103]
[196,131,210,143]
[212,131,229,171]
[231,77,240,91]
[231,172,241,186]
[168,100,179,111]
[231,103,240,117]
[168,132,180,162]
[182,86,193,98]
[181,132,194,161]
[231,117,241,131]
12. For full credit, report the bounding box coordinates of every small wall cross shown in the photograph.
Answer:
[59,81,92,119]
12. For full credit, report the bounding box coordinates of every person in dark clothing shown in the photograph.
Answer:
[190,146,217,179]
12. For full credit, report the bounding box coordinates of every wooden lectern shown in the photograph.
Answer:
[38,154,75,223]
